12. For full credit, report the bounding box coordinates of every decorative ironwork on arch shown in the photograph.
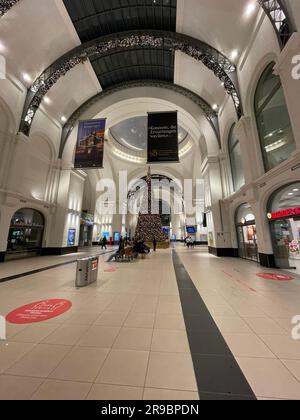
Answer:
[19,30,241,136]
[258,0,295,48]
[0,0,19,17]
[59,80,221,157]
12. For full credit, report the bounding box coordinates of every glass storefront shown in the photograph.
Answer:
[236,203,259,262]
[268,183,300,274]
[79,212,94,247]
[6,208,45,260]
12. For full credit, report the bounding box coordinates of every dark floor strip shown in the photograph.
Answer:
[172,250,257,401]
[0,250,114,283]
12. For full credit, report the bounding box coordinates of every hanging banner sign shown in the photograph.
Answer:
[6,299,72,324]
[74,119,106,169]
[147,112,179,163]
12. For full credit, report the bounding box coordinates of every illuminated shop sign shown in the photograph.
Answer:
[267,207,300,220]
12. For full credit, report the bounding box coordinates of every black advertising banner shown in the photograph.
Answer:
[147,111,179,163]
[74,119,106,169]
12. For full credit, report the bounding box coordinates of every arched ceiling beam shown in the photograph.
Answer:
[0,0,19,17]
[59,80,220,158]
[19,30,241,136]
[258,0,295,48]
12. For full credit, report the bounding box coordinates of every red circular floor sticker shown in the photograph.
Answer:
[6,299,72,324]
[256,273,295,281]
[104,268,117,273]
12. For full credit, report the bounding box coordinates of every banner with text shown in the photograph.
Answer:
[147,112,179,163]
[75,119,106,169]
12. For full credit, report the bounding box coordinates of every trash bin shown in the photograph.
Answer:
[76,256,99,288]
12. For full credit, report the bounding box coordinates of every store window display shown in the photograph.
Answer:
[268,183,300,273]
[6,208,45,260]
[235,203,259,262]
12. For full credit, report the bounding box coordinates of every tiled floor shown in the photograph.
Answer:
[0,245,300,400]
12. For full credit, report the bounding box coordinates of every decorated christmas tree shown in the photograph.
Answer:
[134,167,167,242]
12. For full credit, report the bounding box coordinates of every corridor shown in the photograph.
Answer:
[1,246,300,400]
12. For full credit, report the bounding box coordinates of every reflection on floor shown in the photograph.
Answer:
[0,244,300,400]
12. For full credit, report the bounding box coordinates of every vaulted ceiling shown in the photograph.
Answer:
[0,0,294,136]
[63,0,177,42]
[63,0,177,87]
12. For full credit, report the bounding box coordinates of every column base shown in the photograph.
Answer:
[259,253,276,268]
[209,247,239,257]
[41,247,78,256]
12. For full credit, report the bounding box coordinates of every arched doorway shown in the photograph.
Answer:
[236,204,259,262]
[6,208,45,261]
[268,182,300,273]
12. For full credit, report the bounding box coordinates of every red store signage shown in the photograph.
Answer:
[267,207,300,220]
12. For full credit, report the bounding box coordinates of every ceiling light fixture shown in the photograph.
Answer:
[22,73,32,83]
[245,2,256,17]
[230,50,239,61]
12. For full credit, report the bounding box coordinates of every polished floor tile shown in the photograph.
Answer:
[87,384,143,401]
[77,326,121,348]
[259,335,300,360]
[6,344,71,378]
[151,329,190,353]
[223,333,276,358]
[113,328,153,351]
[0,342,35,374]
[42,325,89,346]
[237,357,300,400]
[146,352,197,391]
[1,246,300,400]
[124,312,155,329]
[96,350,149,387]
[31,379,92,400]
[50,347,109,383]
[143,388,199,400]
[0,375,43,400]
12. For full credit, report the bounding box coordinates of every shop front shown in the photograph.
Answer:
[6,208,45,261]
[268,183,300,274]
[236,203,259,262]
[79,212,94,247]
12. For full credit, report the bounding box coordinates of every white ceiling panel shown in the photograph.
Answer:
[174,51,226,108]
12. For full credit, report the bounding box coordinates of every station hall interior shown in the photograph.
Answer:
[1,0,300,401]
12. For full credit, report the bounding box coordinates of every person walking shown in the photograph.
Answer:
[153,237,157,252]
[102,236,107,250]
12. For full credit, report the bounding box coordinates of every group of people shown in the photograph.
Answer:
[99,235,158,253]
[184,236,196,249]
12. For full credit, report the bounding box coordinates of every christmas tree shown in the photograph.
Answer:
[134,167,167,242]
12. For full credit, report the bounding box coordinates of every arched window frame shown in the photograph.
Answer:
[254,62,296,172]
[228,124,245,193]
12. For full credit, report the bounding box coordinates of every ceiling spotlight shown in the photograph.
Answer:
[212,104,218,111]
[0,40,6,53]
[22,73,32,83]
[61,116,67,123]
[43,97,51,105]
[245,2,256,17]
[230,50,239,61]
